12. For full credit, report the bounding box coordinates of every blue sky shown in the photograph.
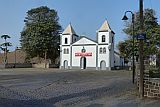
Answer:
[0,0,160,51]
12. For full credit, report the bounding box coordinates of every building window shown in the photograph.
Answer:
[66,48,69,54]
[65,38,68,44]
[100,47,103,54]
[64,48,66,54]
[103,47,106,54]
[64,48,69,54]
[112,36,114,43]
[102,35,105,42]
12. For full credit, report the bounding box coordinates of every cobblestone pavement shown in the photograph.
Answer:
[0,68,160,107]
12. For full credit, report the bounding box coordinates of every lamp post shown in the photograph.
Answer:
[122,11,135,84]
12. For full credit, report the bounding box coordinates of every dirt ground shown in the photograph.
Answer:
[0,68,160,107]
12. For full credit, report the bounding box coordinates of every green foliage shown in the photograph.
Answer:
[145,26,160,55]
[149,67,160,78]
[118,40,132,58]
[20,6,62,62]
[123,9,158,36]
[0,35,12,50]
[0,34,12,63]
[119,9,160,59]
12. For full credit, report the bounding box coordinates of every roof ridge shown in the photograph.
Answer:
[72,35,97,45]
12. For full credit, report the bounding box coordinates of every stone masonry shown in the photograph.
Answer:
[144,78,160,98]
[137,73,160,98]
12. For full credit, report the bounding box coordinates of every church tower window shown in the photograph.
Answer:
[102,35,105,42]
[65,38,68,44]
[64,48,66,54]
[100,48,103,54]
[66,48,69,54]
[103,47,106,54]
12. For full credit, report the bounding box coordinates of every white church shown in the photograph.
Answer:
[60,20,124,70]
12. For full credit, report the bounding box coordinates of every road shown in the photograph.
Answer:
[0,68,159,107]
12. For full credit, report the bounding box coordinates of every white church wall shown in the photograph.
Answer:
[72,45,96,68]
[98,32,110,44]
[61,46,71,67]
[61,34,72,45]
[98,45,110,68]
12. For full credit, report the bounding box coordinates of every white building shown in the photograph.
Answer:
[60,20,124,70]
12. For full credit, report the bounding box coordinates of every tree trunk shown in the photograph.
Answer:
[4,38,6,64]
[44,50,47,68]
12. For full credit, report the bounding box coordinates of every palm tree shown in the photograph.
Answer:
[1,35,11,64]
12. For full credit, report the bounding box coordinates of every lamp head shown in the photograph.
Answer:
[122,15,128,20]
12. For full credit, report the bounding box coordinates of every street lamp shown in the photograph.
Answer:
[122,11,135,84]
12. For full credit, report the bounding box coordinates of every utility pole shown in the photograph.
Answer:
[139,0,144,98]
[132,13,135,84]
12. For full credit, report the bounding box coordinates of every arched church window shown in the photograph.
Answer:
[65,38,68,44]
[100,48,103,54]
[102,35,105,42]
[103,47,106,54]
[66,48,69,54]
[64,48,66,54]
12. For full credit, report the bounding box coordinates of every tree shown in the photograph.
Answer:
[0,34,12,64]
[119,9,160,60]
[20,6,62,64]
[123,9,158,36]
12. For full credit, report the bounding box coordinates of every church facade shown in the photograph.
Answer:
[60,20,123,70]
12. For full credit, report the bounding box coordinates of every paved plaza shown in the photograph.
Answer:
[0,68,160,107]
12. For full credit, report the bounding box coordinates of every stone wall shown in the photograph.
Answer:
[0,63,59,68]
[136,63,160,98]
[32,63,48,68]
[0,63,32,68]
[137,73,160,98]
[144,78,160,98]
[32,63,59,68]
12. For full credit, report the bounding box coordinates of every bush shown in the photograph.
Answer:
[149,67,160,78]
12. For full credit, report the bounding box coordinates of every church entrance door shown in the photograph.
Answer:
[80,57,86,69]
[100,60,106,70]
[64,60,68,69]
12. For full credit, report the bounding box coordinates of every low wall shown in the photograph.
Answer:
[0,63,59,69]
[0,63,32,68]
[144,78,160,98]
[32,63,48,68]
[32,63,59,68]
[137,73,160,98]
